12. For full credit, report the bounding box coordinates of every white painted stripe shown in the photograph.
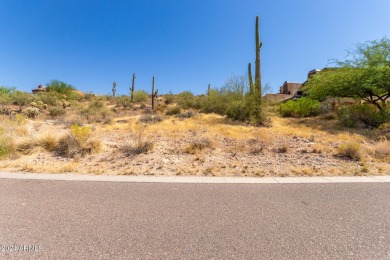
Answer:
[1,172,390,184]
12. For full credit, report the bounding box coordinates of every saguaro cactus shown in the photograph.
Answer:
[151,76,158,111]
[248,63,254,95]
[255,16,262,98]
[131,73,136,102]
[112,81,117,97]
[207,84,211,96]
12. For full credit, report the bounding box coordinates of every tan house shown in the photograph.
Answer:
[265,81,302,103]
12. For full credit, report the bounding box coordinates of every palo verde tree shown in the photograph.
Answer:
[305,38,390,112]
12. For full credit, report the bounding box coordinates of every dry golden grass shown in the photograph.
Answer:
[374,139,390,161]
[337,143,362,161]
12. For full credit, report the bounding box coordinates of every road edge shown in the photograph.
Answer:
[1,171,390,184]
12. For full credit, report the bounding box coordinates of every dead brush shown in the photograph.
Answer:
[184,127,213,154]
[374,139,390,161]
[248,129,273,154]
[120,125,154,157]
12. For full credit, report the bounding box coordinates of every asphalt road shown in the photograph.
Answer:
[0,179,389,259]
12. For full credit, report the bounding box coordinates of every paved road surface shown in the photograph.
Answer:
[0,179,389,259]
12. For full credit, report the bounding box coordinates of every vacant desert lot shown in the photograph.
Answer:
[1,107,389,177]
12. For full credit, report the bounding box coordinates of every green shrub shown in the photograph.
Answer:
[133,90,149,103]
[278,97,320,118]
[177,91,197,109]
[337,104,389,128]
[46,80,79,100]
[199,89,243,115]
[10,91,37,106]
[226,99,251,121]
[164,93,175,104]
[115,96,133,108]
[0,86,16,95]
[36,92,60,106]
[226,95,264,124]
[165,106,181,115]
[49,107,66,117]
[81,100,112,123]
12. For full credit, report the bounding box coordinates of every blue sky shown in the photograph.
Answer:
[0,0,389,95]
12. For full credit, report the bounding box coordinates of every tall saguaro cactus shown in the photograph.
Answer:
[112,81,117,97]
[151,76,158,111]
[255,16,262,99]
[131,73,136,102]
[207,84,211,96]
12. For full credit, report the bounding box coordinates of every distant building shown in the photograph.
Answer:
[32,85,46,94]
[265,81,302,103]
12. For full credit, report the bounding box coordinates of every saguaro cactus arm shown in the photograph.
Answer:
[248,63,254,95]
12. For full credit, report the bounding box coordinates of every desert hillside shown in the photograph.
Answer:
[1,92,389,177]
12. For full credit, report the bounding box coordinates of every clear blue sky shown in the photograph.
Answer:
[1,0,389,95]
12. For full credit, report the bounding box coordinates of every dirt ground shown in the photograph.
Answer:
[1,112,389,177]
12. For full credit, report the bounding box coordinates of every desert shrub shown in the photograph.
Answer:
[81,100,112,123]
[374,139,390,160]
[337,104,389,128]
[165,106,181,115]
[38,133,58,152]
[0,128,16,159]
[226,95,265,124]
[176,111,195,119]
[337,143,361,161]
[0,87,15,105]
[133,90,149,103]
[49,107,66,117]
[115,96,133,108]
[0,86,15,95]
[164,93,175,104]
[139,114,163,123]
[226,99,251,121]
[9,91,37,106]
[46,80,78,100]
[185,137,213,154]
[177,91,198,109]
[199,89,242,115]
[120,127,154,156]
[35,92,60,106]
[278,97,320,118]
[30,101,47,109]
[57,125,101,157]
[25,107,40,118]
